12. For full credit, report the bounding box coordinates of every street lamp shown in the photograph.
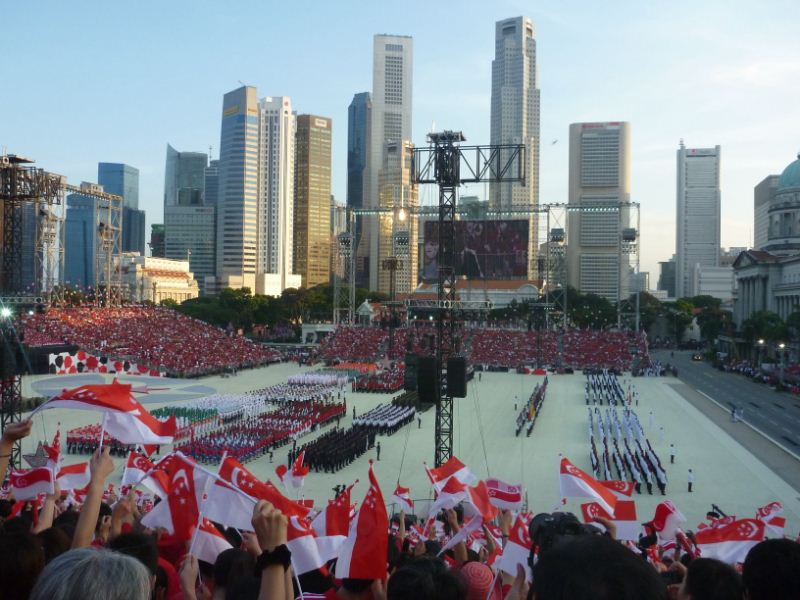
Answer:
[757,339,765,370]
[778,342,786,387]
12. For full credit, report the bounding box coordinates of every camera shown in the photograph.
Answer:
[528,512,595,557]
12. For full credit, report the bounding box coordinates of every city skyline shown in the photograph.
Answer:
[1,1,798,281]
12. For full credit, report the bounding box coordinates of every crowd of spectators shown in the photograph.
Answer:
[320,325,649,372]
[353,365,405,393]
[2,410,800,600]
[19,306,282,377]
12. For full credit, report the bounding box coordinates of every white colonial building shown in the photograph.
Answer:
[119,253,199,304]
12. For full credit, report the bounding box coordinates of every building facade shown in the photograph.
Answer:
[164,144,207,207]
[734,154,800,328]
[754,175,779,251]
[376,141,418,295]
[98,163,139,209]
[119,253,199,303]
[692,265,733,302]
[657,258,676,298]
[675,143,721,298]
[164,206,216,295]
[122,206,147,255]
[257,96,301,295]
[294,115,332,288]
[368,34,413,291]
[566,122,632,302]
[489,16,540,277]
[214,86,260,292]
[204,159,219,208]
[347,92,372,288]
[150,224,165,258]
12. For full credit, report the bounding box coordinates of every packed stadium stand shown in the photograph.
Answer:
[18,307,281,377]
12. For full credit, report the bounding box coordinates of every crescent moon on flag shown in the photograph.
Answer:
[231,467,244,488]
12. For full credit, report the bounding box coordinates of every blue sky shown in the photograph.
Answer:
[2,0,798,280]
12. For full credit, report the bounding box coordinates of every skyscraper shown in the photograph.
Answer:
[566,122,632,302]
[347,92,372,288]
[490,16,540,277]
[164,144,208,207]
[368,34,413,291]
[294,115,332,289]
[98,162,145,255]
[215,86,260,292]
[204,159,220,208]
[163,144,215,294]
[98,163,139,209]
[754,175,779,250]
[675,143,721,298]
[257,96,301,294]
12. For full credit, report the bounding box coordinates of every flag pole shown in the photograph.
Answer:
[188,451,228,557]
[291,560,305,600]
[98,413,107,452]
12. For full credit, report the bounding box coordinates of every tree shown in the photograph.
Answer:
[741,310,787,343]
[160,298,178,309]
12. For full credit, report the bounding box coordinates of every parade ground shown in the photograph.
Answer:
[20,364,800,535]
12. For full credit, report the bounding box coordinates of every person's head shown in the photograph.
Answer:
[678,557,741,600]
[742,538,800,600]
[425,238,438,261]
[107,530,159,594]
[37,526,72,564]
[532,535,667,600]
[30,547,151,600]
[388,556,466,600]
[213,548,254,593]
[0,531,45,599]
[460,561,501,600]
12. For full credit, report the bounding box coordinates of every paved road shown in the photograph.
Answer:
[653,350,800,454]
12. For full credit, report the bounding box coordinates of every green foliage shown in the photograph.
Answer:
[172,283,386,332]
[741,310,787,343]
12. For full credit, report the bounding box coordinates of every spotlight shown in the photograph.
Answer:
[1,307,12,318]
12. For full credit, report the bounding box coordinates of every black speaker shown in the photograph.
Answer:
[404,354,419,391]
[417,356,438,403]
[447,357,468,398]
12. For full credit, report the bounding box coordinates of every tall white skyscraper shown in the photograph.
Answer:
[256,96,300,294]
[566,122,632,302]
[675,143,721,298]
[367,34,413,291]
[490,16,540,277]
[213,87,299,296]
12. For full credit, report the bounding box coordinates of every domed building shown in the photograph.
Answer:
[733,152,800,336]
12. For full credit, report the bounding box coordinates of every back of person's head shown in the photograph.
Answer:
[388,556,466,600]
[107,531,159,576]
[29,547,151,600]
[460,561,500,600]
[0,531,45,599]
[37,526,72,564]
[226,575,261,600]
[742,539,800,600]
[533,535,667,600]
[213,548,254,591]
[681,557,741,600]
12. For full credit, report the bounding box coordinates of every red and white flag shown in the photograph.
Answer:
[439,515,483,555]
[425,456,477,492]
[44,428,62,468]
[287,516,326,575]
[464,481,499,523]
[697,515,736,531]
[40,381,177,445]
[390,484,414,513]
[192,519,232,564]
[56,462,91,491]
[600,480,635,499]
[121,451,156,487]
[695,519,766,564]
[9,467,54,500]
[495,514,533,582]
[140,455,212,541]
[648,500,687,541]
[559,457,617,515]
[427,477,468,517]
[581,500,640,541]
[311,483,353,563]
[335,463,389,580]
[206,456,310,532]
[485,478,523,511]
[755,501,786,537]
